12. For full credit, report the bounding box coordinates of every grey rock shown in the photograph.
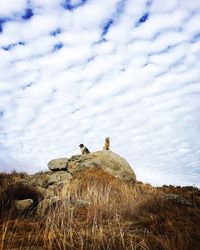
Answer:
[18,171,72,191]
[48,158,69,171]
[12,171,73,216]
[36,196,60,215]
[71,199,91,207]
[67,150,136,182]
[15,199,34,210]
[162,193,192,206]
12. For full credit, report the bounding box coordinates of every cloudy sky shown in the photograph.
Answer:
[0,0,200,187]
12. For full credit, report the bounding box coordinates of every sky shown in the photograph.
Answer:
[0,0,200,187]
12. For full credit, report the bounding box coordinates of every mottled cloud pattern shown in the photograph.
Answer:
[0,0,200,186]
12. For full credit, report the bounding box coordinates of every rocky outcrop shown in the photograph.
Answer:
[4,150,136,216]
[49,151,136,182]
[5,171,73,215]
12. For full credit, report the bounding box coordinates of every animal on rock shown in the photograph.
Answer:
[103,137,110,150]
[79,144,90,154]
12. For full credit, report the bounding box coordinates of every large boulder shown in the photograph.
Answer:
[67,150,136,182]
[48,158,69,171]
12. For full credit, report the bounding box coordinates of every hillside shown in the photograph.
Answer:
[0,151,200,250]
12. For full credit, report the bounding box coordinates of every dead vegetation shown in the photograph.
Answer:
[0,169,200,250]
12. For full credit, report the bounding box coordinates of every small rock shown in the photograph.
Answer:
[15,199,34,210]
[48,158,69,171]
[71,199,91,207]
[37,196,60,215]
[46,175,60,186]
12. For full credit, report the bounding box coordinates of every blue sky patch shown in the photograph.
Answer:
[62,0,87,11]
[102,19,113,37]
[22,83,33,90]
[0,18,9,33]
[19,41,25,45]
[53,42,63,51]
[100,1,127,38]
[191,32,200,43]
[50,28,61,36]
[22,8,34,20]
[146,0,153,8]
[116,0,127,15]
[2,44,14,51]
[136,12,149,26]
[2,42,25,51]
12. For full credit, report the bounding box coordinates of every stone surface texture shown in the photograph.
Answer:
[67,150,136,182]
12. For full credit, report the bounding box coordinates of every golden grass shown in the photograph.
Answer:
[0,169,200,250]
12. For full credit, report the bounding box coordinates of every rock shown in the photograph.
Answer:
[18,171,73,191]
[183,186,199,192]
[15,199,34,210]
[71,199,91,207]
[36,196,60,215]
[162,193,192,206]
[11,171,73,216]
[67,150,136,182]
[48,158,69,171]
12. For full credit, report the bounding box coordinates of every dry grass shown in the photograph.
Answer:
[0,169,200,250]
[0,171,27,190]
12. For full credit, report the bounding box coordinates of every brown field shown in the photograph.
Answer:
[0,169,200,250]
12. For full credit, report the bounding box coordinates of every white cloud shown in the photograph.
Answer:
[0,0,27,17]
[0,0,200,187]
